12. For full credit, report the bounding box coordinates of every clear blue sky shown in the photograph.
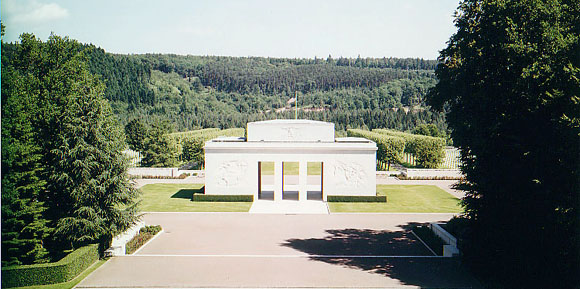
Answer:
[1,0,459,59]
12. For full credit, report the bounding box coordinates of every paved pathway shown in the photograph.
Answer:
[250,200,329,214]
[77,213,480,288]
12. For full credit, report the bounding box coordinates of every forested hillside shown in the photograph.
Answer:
[3,40,445,132]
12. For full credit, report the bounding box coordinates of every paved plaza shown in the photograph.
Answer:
[77,213,480,288]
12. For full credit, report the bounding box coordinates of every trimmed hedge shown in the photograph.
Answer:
[1,244,99,288]
[327,195,387,203]
[347,129,405,167]
[192,194,253,202]
[166,128,245,166]
[373,129,446,168]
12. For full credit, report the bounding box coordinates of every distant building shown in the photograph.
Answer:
[204,119,377,201]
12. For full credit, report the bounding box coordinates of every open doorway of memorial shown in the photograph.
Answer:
[305,161,323,200]
[257,161,323,201]
[257,161,274,200]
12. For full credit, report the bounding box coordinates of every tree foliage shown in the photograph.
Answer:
[1,33,141,262]
[1,59,50,266]
[181,140,204,168]
[412,124,443,138]
[0,41,450,134]
[4,41,446,133]
[125,118,148,151]
[428,0,580,287]
[127,120,178,167]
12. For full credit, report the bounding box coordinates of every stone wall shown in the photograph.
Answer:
[403,168,462,178]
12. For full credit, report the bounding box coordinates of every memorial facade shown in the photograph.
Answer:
[204,120,377,201]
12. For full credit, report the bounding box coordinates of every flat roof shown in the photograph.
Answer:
[246,119,335,142]
[205,139,376,152]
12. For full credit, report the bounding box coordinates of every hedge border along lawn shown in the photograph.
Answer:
[1,244,99,288]
[139,183,252,212]
[327,195,387,202]
[192,194,254,202]
[328,184,463,213]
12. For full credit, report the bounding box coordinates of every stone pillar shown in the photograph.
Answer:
[274,161,283,201]
[299,161,308,201]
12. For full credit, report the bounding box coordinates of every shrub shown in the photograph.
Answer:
[137,173,190,179]
[1,244,99,288]
[140,225,162,235]
[192,195,253,202]
[396,174,464,180]
[326,195,387,202]
[125,225,162,255]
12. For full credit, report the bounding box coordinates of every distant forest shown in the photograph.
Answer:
[3,41,445,133]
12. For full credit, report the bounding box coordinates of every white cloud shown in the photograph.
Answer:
[3,0,69,24]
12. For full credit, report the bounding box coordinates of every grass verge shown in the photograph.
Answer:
[328,184,462,213]
[139,183,252,212]
[8,259,107,289]
[140,183,461,213]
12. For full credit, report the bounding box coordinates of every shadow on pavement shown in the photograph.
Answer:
[282,222,481,288]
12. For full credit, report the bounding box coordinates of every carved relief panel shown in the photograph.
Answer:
[216,160,248,187]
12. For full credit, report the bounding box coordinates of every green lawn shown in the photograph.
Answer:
[139,183,252,212]
[140,183,461,213]
[10,259,107,289]
[260,162,322,175]
[328,185,463,213]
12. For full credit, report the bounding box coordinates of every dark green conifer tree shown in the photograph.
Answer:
[428,0,579,287]
[3,33,141,256]
[1,64,50,266]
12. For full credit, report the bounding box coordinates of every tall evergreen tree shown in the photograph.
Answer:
[3,33,141,255]
[428,0,579,287]
[1,64,50,266]
[140,121,178,167]
[125,118,148,151]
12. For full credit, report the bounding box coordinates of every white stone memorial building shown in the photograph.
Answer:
[204,120,377,201]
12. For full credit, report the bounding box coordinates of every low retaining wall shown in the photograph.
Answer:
[403,169,462,178]
[127,168,204,178]
[107,221,145,256]
[128,167,179,177]
[430,223,460,257]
